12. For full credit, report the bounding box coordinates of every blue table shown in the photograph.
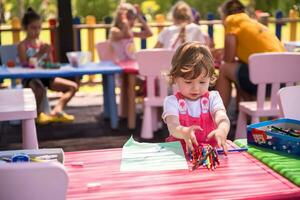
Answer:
[0,61,123,129]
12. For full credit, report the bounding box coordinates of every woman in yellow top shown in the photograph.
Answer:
[215,0,285,108]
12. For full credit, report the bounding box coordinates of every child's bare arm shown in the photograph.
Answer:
[110,10,133,41]
[18,42,51,64]
[110,24,133,41]
[165,115,202,152]
[214,109,230,136]
[207,109,230,153]
[154,41,163,48]
[133,5,153,38]
[17,42,27,64]
[133,15,153,38]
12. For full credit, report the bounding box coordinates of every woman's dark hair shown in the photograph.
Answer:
[22,7,41,28]
[220,0,245,17]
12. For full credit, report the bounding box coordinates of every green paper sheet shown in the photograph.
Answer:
[235,139,300,186]
[120,136,188,171]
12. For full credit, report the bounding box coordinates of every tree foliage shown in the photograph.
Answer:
[3,0,300,22]
[5,0,57,20]
[72,0,117,22]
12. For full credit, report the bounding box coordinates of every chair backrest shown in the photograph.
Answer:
[95,41,115,61]
[136,49,174,98]
[0,162,68,200]
[0,88,37,121]
[248,52,300,110]
[277,85,300,120]
[0,44,18,65]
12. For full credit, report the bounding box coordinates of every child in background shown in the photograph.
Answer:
[109,3,153,118]
[18,8,78,124]
[109,3,153,61]
[162,42,230,153]
[216,0,285,108]
[154,1,212,49]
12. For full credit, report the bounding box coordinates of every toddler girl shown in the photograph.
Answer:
[162,42,230,153]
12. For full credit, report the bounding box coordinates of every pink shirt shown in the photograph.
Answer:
[110,38,136,61]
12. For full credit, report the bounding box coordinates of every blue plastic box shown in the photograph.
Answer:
[247,118,300,156]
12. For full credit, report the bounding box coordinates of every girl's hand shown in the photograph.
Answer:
[207,128,228,155]
[134,4,142,16]
[211,48,224,63]
[134,4,145,23]
[181,125,202,153]
[39,44,51,54]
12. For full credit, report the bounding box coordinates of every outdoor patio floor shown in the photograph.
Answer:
[0,91,237,152]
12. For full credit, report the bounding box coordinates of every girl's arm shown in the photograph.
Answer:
[154,41,163,48]
[17,42,28,64]
[165,115,201,152]
[38,43,52,61]
[203,33,214,49]
[18,41,51,64]
[223,34,237,62]
[110,10,133,41]
[207,109,230,153]
[110,24,133,41]
[133,14,153,38]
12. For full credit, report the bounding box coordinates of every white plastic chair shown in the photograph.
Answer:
[235,52,300,139]
[0,44,18,65]
[136,49,174,139]
[0,162,68,200]
[277,85,300,120]
[0,88,38,149]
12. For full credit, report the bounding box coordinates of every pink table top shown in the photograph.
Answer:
[116,60,139,74]
[65,146,300,200]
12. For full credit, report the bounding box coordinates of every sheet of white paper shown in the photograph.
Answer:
[120,136,188,171]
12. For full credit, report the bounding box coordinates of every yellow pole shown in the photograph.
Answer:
[11,17,22,87]
[85,15,96,83]
[86,15,96,61]
[289,8,299,41]
[155,14,165,34]
[11,17,21,43]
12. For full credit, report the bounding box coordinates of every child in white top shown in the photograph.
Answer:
[163,42,230,153]
[154,1,211,49]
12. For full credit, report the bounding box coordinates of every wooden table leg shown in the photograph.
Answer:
[119,74,128,118]
[127,73,136,129]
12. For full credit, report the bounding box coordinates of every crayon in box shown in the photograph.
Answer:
[247,118,300,156]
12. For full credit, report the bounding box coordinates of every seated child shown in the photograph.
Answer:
[18,8,78,124]
[162,42,230,154]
